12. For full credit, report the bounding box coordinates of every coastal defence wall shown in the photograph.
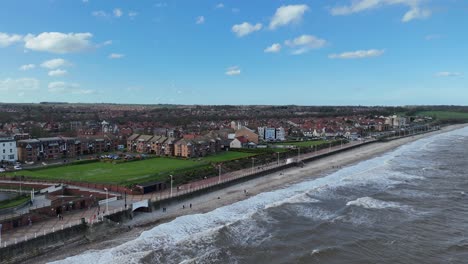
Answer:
[0,224,87,264]
[0,127,443,263]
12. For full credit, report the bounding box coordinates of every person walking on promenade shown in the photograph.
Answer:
[190,203,192,209]
[183,205,185,209]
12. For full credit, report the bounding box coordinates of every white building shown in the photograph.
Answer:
[385,115,407,128]
[258,127,286,141]
[0,137,18,163]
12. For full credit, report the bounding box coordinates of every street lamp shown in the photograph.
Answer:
[251,158,256,173]
[104,188,108,215]
[218,164,222,184]
[169,175,173,198]
[276,152,280,165]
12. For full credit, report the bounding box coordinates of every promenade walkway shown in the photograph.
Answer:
[0,139,372,248]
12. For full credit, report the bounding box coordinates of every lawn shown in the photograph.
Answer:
[14,158,204,185]
[417,111,468,121]
[274,140,330,148]
[0,195,30,210]
[201,151,257,163]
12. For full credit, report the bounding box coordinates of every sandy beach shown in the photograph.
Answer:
[29,124,467,264]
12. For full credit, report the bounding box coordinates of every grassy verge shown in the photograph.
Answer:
[0,195,30,210]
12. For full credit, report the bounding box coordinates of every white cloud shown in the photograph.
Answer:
[215,3,224,9]
[330,0,431,22]
[129,11,138,18]
[109,53,125,59]
[24,32,93,54]
[19,64,35,71]
[329,49,385,59]
[269,5,309,30]
[232,22,262,37]
[264,43,281,53]
[92,10,108,17]
[0,32,23,47]
[113,8,123,18]
[48,69,68,77]
[41,58,70,69]
[435,72,462,77]
[196,16,205,24]
[285,35,327,55]
[225,66,241,76]
[48,81,94,94]
[0,78,40,92]
[402,7,431,22]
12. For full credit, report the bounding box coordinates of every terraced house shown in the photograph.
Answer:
[17,136,119,162]
[128,132,222,158]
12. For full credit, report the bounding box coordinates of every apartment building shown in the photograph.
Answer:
[0,137,18,163]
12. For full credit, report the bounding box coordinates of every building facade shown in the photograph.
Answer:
[0,137,18,163]
[258,127,286,141]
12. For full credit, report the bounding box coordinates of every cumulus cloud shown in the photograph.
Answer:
[0,78,40,92]
[24,32,93,54]
[48,81,94,94]
[330,0,431,22]
[435,72,462,77]
[329,49,385,59]
[232,22,262,37]
[285,35,327,55]
[19,64,35,71]
[269,5,309,30]
[225,66,241,76]
[48,69,68,77]
[264,43,281,53]
[41,58,70,69]
[196,16,205,24]
[0,32,23,47]
[129,11,138,18]
[113,8,123,18]
[215,3,224,9]
[108,53,125,59]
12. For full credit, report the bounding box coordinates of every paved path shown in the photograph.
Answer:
[0,140,372,247]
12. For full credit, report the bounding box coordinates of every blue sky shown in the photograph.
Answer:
[0,0,467,105]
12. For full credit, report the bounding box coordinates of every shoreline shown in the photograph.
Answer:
[27,124,467,264]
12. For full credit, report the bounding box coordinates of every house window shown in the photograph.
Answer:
[10,149,13,153]
[2,150,4,153]
[8,155,14,160]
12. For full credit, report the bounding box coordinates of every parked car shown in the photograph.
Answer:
[14,165,22,170]
[0,168,5,172]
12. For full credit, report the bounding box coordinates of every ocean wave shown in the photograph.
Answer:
[346,197,404,210]
[51,127,468,264]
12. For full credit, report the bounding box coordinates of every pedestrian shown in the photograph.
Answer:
[183,205,185,209]
[189,203,192,209]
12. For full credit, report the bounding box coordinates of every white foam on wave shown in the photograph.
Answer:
[51,126,468,264]
[346,197,403,209]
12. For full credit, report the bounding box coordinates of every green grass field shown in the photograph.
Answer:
[11,152,256,185]
[0,195,30,210]
[201,151,257,162]
[274,140,329,148]
[15,158,203,184]
[417,111,468,121]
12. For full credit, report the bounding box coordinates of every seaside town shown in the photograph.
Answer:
[0,103,438,165]
[0,103,464,263]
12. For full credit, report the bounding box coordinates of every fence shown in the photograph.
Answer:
[2,136,420,250]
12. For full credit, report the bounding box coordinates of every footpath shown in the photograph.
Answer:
[0,139,372,247]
